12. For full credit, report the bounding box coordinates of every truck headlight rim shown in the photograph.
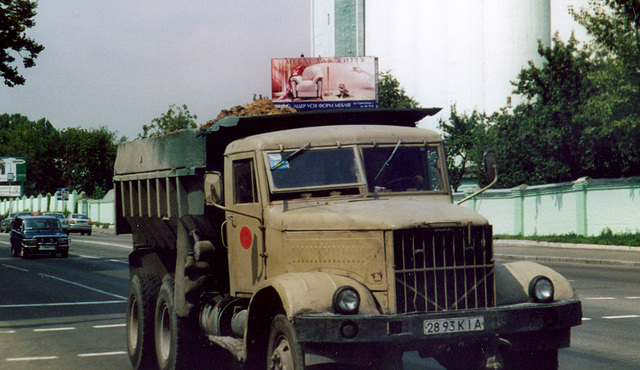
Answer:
[529,275,554,303]
[333,286,360,315]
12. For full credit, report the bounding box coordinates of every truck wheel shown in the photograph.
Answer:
[155,277,194,370]
[266,314,304,370]
[127,274,161,369]
[504,349,558,370]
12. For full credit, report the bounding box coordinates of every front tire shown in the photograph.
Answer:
[127,274,161,369]
[267,314,304,370]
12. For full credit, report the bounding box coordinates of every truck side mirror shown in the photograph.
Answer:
[204,171,224,205]
[483,149,498,183]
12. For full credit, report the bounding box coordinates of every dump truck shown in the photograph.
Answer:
[114,108,582,369]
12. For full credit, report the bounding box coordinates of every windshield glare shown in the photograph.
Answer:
[363,145,442,192]
[266,145,443,195]
[268,148,360,190]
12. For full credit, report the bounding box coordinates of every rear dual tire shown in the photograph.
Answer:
[127,274,162,369]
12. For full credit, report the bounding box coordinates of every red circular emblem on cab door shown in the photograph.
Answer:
[240,227,252,249]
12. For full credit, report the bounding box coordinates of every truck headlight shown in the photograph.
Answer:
[58,238,69,245]
[333,286,360,314]
[529,275,554,303]
[23,239,38,246]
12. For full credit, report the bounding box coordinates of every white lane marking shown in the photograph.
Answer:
[93,323,126,329]
[625,297,640,299]
[602,315,640,320]
[77,351,127,357]
[1,264,28,272]
[78,240,132,249]
[0,300,125,308]
[582,318,592,321]
[6,356,58,362]
[109,259,128,264]
[0,330,16,334]
[583,297,616,300]
[79,254,99,259]
[39,273,127,300]
[33,327,76,332]
[0,241,8,245]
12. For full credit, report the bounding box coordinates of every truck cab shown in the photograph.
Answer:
[114,109,581,369]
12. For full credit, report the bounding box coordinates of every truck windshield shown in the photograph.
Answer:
[362,145,442,192]
[267,148,361,191]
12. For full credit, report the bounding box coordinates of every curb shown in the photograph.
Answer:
[494,239,640,267]
[495,253,640,267]
[494,239,640,252]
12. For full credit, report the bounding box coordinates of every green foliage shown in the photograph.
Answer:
[441,0,640,188]
[495,228,640,247]
[58,126,117,197]
[0,113,118,197]
[377,70,421,108]
[439,106,493,191]
[0,0,45,87]
[139,104,198,138]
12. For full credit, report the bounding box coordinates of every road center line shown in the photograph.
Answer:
[39,273,127,300]
[583,297,616,300]
[93,323,126,329]
[33,327,76,332]
[1,264,29,272]
[0,330,16,334]
[602,315,640,320]
[6,356,59,362]
[0,300,125,308]
[77,351,127,357]
[78,240,132,249]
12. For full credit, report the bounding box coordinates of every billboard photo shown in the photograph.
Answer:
[0,157,26,183]
[272,56,378,111]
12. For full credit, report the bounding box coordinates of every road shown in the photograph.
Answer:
[1,233,639,369]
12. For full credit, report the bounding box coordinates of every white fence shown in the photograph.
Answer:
[454,177,640,236]
[0,190,115,226]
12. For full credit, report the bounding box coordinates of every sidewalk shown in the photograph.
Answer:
[494,239,640,267]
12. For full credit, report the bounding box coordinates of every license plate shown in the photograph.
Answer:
[39,244,56,250]
[423,316,484,335]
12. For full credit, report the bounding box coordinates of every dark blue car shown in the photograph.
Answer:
[10,216,70,258]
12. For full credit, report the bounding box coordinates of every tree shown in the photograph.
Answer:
[571,0,640,178]
[0,113,62,194]
[439,106,493,191]
[58,126,118,198]
[0,0,45,87]
[139,104,198,138]
[377,70,421,108]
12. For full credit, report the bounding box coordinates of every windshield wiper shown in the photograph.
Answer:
[270,143,311,170]
[374,140,402,181]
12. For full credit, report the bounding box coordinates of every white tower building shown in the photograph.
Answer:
[311,0,589,130]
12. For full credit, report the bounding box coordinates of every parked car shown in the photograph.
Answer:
[10,216,70,258]
[66,213,92,235]
[43,213,70,233]
[1,213,17,233]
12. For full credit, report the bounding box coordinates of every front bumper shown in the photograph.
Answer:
[293,299,581,352]
[23,243,69,254]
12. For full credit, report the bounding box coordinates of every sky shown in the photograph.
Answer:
[1,1,311,140]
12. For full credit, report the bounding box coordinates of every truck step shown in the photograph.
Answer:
[207,335,244,362]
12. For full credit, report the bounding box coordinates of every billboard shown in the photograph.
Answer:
[272,56,377,111]
[0,157,26,183]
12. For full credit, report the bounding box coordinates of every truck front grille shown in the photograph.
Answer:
[393,225,495,313]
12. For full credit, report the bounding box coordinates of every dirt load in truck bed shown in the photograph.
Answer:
[199,99,296,130]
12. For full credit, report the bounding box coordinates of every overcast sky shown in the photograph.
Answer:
[1,1,311,140]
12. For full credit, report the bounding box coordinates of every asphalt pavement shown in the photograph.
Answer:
[495,239,640,267]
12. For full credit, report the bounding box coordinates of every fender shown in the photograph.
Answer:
[252,272,381,320]
[495,261,576,305]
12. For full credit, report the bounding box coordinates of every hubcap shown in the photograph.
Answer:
[127,298,139,350]
[158,305,171,361]
[270,336,293,370]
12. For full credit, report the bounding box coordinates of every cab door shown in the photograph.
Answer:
[225,154,265,295]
